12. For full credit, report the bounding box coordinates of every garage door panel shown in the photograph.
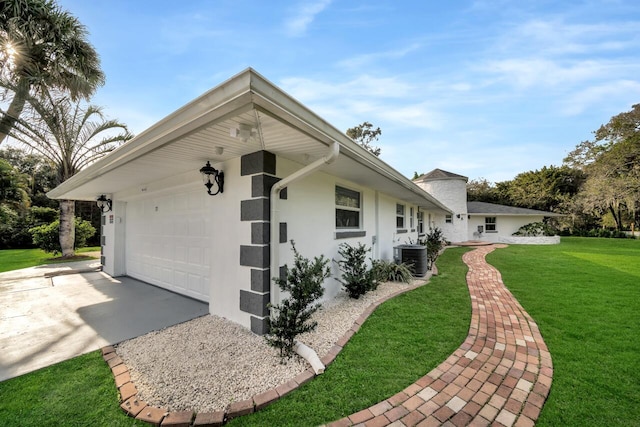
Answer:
[126,190,211,302]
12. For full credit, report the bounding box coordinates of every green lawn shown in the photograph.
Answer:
[228,247,472,427]
[0,247,100,273]
[0,247,472,427]
[487,237,640,427]
[0,351,147,427]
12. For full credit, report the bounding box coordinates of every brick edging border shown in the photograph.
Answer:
[103,279,430,426]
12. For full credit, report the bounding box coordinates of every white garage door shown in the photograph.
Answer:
[125,189,211,302]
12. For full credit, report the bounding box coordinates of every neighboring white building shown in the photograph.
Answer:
[48,69,451,335]
[414,169,562,244]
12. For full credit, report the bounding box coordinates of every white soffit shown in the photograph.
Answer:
[47,68,450,213]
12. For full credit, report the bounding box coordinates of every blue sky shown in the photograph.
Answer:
[56,0,640,182]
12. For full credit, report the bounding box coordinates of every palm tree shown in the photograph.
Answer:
[7,88,132,257]
[0,0,105,144]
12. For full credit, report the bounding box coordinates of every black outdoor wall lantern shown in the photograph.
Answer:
[96,194,112,213]
[200,161,224,196]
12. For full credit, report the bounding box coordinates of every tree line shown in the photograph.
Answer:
[465,104,640,234]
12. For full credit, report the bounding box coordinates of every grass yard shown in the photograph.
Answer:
[0,246,100,273]
[228,247,472,427]
[0,351,147,427]
[487,237,640,427]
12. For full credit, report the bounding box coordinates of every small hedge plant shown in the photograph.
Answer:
[513,221,557,237]
[266,242,330,360]
[336,242,377,299]
[419,227,445,269]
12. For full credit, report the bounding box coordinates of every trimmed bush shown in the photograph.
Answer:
[266,242,330,359]
[29,217,96,254]
[336,242,376,299]
[513,221,557,237]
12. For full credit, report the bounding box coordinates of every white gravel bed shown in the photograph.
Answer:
[116,279,426,413]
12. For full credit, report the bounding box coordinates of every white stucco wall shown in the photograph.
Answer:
[276,157,424,304]
[467,215,546,242]
[101,153,438,331]
[415,178,467,242]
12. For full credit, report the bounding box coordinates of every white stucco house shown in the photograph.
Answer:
[47,68,452,335]
[414,169,562,244]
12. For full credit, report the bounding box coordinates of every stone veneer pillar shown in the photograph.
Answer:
[238,151,287,335]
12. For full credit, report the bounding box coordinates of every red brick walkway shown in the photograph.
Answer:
[326,244,553,427]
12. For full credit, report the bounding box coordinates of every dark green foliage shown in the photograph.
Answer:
[336,242,376,299]
[421,227,445,268]
[266,242,330,359]
[513,221,557,237]
[371,259,413,283]
[562,228,636,239]
[29,217,95,254]
[346,121,382,156]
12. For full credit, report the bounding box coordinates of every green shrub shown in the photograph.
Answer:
[371,259,413,284]
[513,221,557,237]
[266,242,330,359]
[29,217,96,254]
[420,227,445,269]
[336,242,376,299]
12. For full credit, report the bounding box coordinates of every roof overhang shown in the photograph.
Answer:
[48,68,451,213]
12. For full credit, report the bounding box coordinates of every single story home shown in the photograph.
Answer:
[414,169,562,244]
[48,68,452,335]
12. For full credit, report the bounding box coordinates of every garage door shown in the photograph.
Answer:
[125,189,211,302]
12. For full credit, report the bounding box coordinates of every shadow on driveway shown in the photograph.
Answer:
[0,268,207,381]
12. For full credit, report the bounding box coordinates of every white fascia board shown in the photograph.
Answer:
[47,69,257,200]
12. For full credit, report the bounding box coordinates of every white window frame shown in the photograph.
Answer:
[335,185,361,229]
[396,203,405,229]
[485,217,497,232]
[417,211,424,234]
[410,207,414,229]
[445,214,453,224]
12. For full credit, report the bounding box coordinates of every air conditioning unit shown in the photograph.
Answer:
[393,244,428,276]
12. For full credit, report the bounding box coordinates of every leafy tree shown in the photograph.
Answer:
[0,0,105,144]
[0,157,29,226]
[7,89,132,257]
[0,147,57,207]
[565,104,640,230]
[467,178,501,203]
[506,166,584,212]
[346,121,382,156]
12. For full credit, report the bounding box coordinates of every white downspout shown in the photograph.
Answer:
[269,141,339,373]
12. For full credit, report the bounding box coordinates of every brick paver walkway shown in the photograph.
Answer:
[327,244,553,427]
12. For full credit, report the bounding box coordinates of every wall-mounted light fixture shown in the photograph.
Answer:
[96,194,112,213]
[200,161,224,196]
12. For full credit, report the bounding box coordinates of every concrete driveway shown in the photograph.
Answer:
[0,259,208,381]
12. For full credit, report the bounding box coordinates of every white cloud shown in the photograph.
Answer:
[337,43,422,70]
[281,74,414,101]
[560,80,640,116]
[284,0,332,37]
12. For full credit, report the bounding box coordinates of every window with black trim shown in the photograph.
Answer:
[396,204,405,228]
[485,217,497,231]
[336,186,361,229]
